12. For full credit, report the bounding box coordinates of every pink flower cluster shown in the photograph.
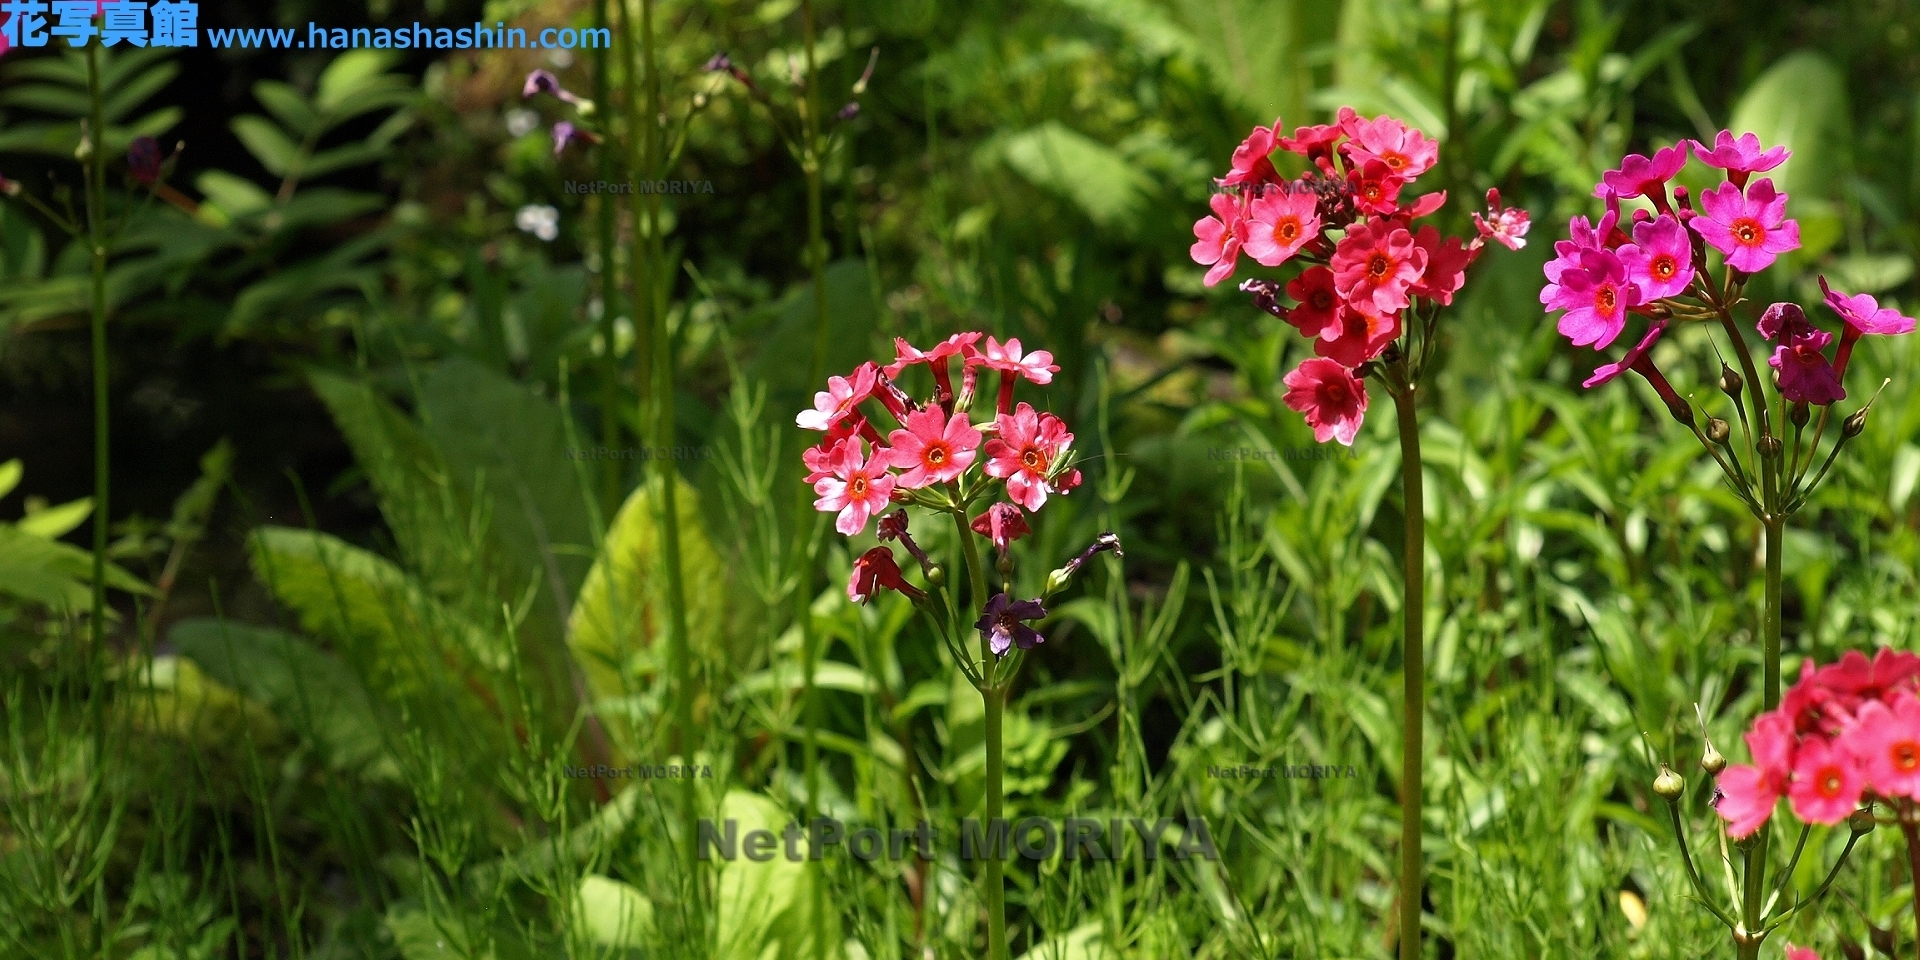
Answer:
[1715,649,1920,837]
[1192,109,1527,445]
[797,333,1082,602]
[1546,130,1916,405]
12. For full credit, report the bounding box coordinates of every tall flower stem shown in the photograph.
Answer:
[1902,819,1920,960]
[593,0,622,515]
[953,510,1008,960]
[84,43,111,750]
[1389,374,1425,960]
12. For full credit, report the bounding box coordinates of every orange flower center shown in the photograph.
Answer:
[1366,252,1392,279]
[1021,448,1046,471]
[1361,182,1383,201]
[1384,153,1406,170]
[1321,381,1349,404]
[850,477,869,498]
[1895,742,1920,772]
[1817,767,1844,797]
[1652,255,1676,280]
[1275,219,1299,243]
[1596,285,1616,312]
[926,445,948,466]
[1732,218,1763,246]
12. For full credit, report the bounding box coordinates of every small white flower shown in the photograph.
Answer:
[515,204,559,242]
[505,108,539,139]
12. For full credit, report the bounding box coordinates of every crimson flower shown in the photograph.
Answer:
[975,593,1047,657]
[812,438,896,536]
[877,509,935,574]
[1190,192,1247,287]
[1344,159,1406,216]
[1315,307,1400,368]
[1332,219,1426,317]
[1281,358,1368,446]
[1339,112,1439,180]
[1409,225,1474,306]
[797,362,879,431]
[886,408,981,488]
[1218,118,1281,188]
[848,547,925,605]
[1693,179,1799,274]
[1283,266,1341,339]
[970,502,1030,553]
[984,403,1074,512]
[1764,311,1844,406]
[1690,130,1788,189]
[1618,215,1694,300]
[1243,186,1321,267]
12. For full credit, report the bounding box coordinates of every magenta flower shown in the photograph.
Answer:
[1281,358,1368,446]
[1692,179,1799,273]
[1340,112,1439,180]
[1546,249,1642,350]
[1787,737,1865,826]
[1690,130,1788,189]
[1314,307,1400,368]
[1766,314,1845,405]
[974,336,1059,385]
[886,408,981,488]
[1595,144,1687,211]
[1332,219,1426,317]
[848,547,925,605]
[1277,121,1342,163]
[797,362,879,431]
[1582,320,1667,388]
[1539,210,1619,307]
[975,593,1047,657]
[812,439,897,536]
[1218,119,1281,188]
[984,402,1074,512]
[1715,711,1794,838]
[1783,946,1820,960]
[128,137,163,185]
[1283,266,1341,339]
[1243,187,1322,267]
[970,502,1030,553]
[1472,188,1530,251]
[1190,192,1248,287]
[1344,159,1406,217]
[552,121,598,156]
[1617,214,1693,300]
[524,69,583,104]
[1820,276,1918,337]
[1844,692,1920,800]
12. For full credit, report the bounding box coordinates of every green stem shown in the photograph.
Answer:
[1904,820,1920,960]
[1762,517,1783,712]
[84,41,111,769]
[1391,379,1425,960]
[953,508,1007,960]
[593,0,621,515]
[798,6,832,957]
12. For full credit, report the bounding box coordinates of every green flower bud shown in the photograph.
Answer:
[1653,765,1684,803]
[1706,418,1731,444]
[1043,567,1070,596]
[1850,808,1877,834]
[1843,408,1869,438]
[1701,742,1725,776]
[1758,435,1783,458]
[925,564,946,588]
[1789,401,1810,428]
[1719,365,1743,398]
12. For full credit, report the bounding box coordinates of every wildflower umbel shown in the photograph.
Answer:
[1192,108,1527,444]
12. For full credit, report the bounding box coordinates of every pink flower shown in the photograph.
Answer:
[885,332,981,378]
[886,408,981,488]
[1787,737,1865,826]
[1243,187,1322,267]
[1285,266,1342,339]
[813,439,897,536]
[1332,220,1427,317]
[1805,648,1920,710]
[1409,225,1474,306]
[1582,320,1666,388]
[975,336,1059,384]
[1345,159,1405,216]
[1844,692,1920,800]
[1315,307,1401,368]
[1540,210,1619,307]
[1783,945,1820,960]
[1596,144,1688,211]
[1340,113,1439,180]
[797,362,880,431]
[970,502,1031,553]
[1770,328,1845,406]
[1819,276,1918,336]
[984,403,1074,512]
[1277,121,1342,162]
[1692,179,1800,274]
[848,547,925,605]
[1691,131,1788,189]
[1472,188,1530,251]
[1281,358,1369,446]
[1617,215,1694,300]
[1547,249,1643,350]
[1219,119,1281,188]
[1715,712,1794,838]
[1191,192,1248,287]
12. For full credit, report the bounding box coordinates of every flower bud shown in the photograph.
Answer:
[924,564,945,588]
[1701,742,1725,776]
[1043,567,1071,596]
[1758,435,1782,458]
[1718,365,1743,398]
[0,173,18,198]
[1843,408,1869,438]
[1789,401,1810,428]
[1850,808,1877,834]
[1664,394,1695,428]
[1653,765,1684,802]
[1706,418,1730,444]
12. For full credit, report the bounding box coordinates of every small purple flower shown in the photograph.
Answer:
[703,53,735,73]
[1771,331,1845,405]
[523,69,582,104]
[1691,131,1788,189]
[836,101,860,121]
[975,593,1046,657]
[551,121,600,156]
[1617,214,1693,300]
[1692,179,1799,274]
[128,136,163,185]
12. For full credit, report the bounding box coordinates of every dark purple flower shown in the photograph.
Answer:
[128,136,163,185]
[1770,330,1845,405]
[551,122,599,156]
[523,69,581,104]
[975,593,1046,657]
[1756,302,1815,343]
[837,101,860,121]
[876,508,934,574]
[1239,278,1287,319]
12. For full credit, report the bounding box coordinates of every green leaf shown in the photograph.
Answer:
[0,460,21,501]
[1016,923,1114,960]
[169,618,395,777]
[103,61,180,124]
[571,875,656,948]
[316,51,400,113]
[299,141,389,180]
[16,497,92,540]
[0,524,149,611]
[253,80,317,138]
[992,122,1156,232]
[230,115,302,178]
[729,661,877,699]
[1727,51,1850,200]
[195,170,274,220]
[1823,253,1914,295]
[713,790,843,960]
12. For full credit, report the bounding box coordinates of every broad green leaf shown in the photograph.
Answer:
[713,790,843,960]
[132,655,286,747]
[992,122,1155,231]
[16,497,92,540]
[1727,51,1849,200]
[0,460,20,500]
[0,524,150,611]
[253,80,317,138]
[317,51,400,113]
[571,875,655,947]
[230,115,302,178]
[195,170,274,220]
[1016,923,1114,960]
[170,618,395,778]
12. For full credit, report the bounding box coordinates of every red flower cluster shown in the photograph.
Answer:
[1192,109,1526,445]
[1715,649,1920,837]
[797,333,1082,604]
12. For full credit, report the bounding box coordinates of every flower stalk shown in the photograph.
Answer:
[1388,368,1425,960]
